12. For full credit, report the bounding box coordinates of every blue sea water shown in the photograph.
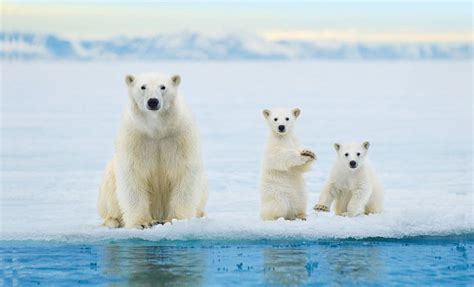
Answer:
[1,235,473,286]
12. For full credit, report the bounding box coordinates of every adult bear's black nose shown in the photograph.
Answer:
[349,160,357,168]
[278,125,285,132]
[147,98,160,110]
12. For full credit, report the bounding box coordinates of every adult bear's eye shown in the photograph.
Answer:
[285,117,289,121]
[160,85,166,90]
[141,85,146,90]
[274,118,278,121]
[357,152,361,156]
[345,153,349,157]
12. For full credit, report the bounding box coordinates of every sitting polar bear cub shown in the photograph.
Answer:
[260,108,316,221]
[98,72,208,229]
[314,141,383,216]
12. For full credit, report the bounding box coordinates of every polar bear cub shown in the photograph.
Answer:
[97,72,208,229]
[260,108,316,221]
[314,141,383,216]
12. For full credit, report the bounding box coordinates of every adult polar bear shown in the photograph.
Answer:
[98,72,208,229]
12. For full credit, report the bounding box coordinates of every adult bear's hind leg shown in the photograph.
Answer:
[98,159,123,228]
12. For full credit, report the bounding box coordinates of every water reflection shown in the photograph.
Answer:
[322,243,384,285]
[1,238,471,285]
[261,242,384,285]
[103,243,208,286]
[101,242,383,286]
[263,246,311,285]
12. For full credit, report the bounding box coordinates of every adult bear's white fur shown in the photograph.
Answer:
[98,72,208,228]
[259,108,316,221]
[314,141,383,216]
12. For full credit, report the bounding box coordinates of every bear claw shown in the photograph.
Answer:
[314,204,329,212]
[135,220,164,229]
[301,150,316,159]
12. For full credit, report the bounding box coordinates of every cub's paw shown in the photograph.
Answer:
[301,150,316,160]
[134,220,164,229]
[314,204,329,212]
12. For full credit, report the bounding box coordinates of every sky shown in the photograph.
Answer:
[1,1,472,42]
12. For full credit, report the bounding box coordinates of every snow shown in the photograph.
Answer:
[1,61,472,242]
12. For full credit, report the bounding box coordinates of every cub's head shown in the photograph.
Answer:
[334,141,370,170]
[262,108,301,136]
[125,73,181,113]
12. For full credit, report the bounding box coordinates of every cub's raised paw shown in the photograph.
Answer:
[301,150,316,160]
[314,204,329,212]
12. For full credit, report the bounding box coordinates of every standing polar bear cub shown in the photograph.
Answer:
[314,141,383,216]
[260,108,316,221]
[98,72,208,229]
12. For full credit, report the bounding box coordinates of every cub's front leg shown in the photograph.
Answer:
[267,149,313,171]
[314,182,335,213]
[116,163,159,229]
[343,185,372,217]
[297,149,317,172]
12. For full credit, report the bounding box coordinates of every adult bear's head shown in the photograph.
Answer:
[125,73,181,114]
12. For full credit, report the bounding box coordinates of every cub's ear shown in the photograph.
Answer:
[262,109,271,119]
[363,141,370,150]
[292,108,301,118]
[171,75,181,86]
[125,75,135,86]
[334,143,341,152]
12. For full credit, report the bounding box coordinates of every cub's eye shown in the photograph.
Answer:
[357,152,361,156]
[160,85,166,90]
[285,117,289,121]
[141,85,146,90]
[274,118,278,122]
[345,153,349,157]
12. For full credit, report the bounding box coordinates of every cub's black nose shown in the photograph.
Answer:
[349,160,357,168]
[147,98,159,110]
[278,125,285,132]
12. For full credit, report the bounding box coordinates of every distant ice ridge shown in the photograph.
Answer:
[1,31,472,60]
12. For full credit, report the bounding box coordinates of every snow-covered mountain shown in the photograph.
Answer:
[1,32,472,60]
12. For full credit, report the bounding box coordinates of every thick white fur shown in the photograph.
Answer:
[260,108,316,221]
[98,72,208,228]
[315,142,383,217]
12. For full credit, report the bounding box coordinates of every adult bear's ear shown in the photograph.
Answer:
[363,141,370,150]
[292,108,301,118]
[262,109,271,119]
[125,74,135,86]
[334,143,341,152]
[171,75,181,86]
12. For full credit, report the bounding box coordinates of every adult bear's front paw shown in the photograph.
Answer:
[132,220,164,229]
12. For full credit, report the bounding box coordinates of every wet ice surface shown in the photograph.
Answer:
[1,236,473,286]
[1,61,472,241]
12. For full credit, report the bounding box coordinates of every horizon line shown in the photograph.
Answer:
[2,30,473,44]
